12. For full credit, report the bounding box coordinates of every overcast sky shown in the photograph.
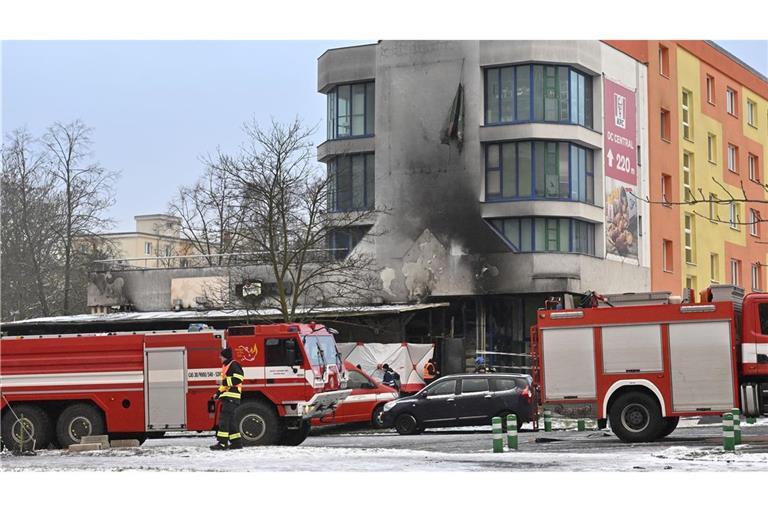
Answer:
[2,40,766,232]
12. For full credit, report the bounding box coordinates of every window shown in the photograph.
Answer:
[490,217,596,255]
[659,45,670,76]
[750,209,760,237]
[710,253,720,283]
[706,75,715,104]
[681,89,693,140]
[661,174,672,205]
[684,213,695,264]
[144,242,152,255]
[485,141,593,203]
[662,239,673,272]
[731,259,742,286]
[460,378,489,394]
[709,193,718,222]
[752,264,762,291]
[484,65,592,127]
[686,275,697,291]
[660,108,671,140]
[727,144,738,173]
[164,245,172,257]
[491,377,529,392]
[346,370,373,390]
[682,152,693,201]
[327,153,375,212]
[328,226,368,260]
[726,87,737,116]
[327,81,375,139]
[424,379,457,397]
[264,338,301,367]
[747,100,757,127]
[749,153,759,182]
[707,133,717,163]
[730,202,740,230]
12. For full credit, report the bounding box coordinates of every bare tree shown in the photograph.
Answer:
[172,118,381,321]
[168,159,245,265]
[1,129,64,318]
[42,120,119,314]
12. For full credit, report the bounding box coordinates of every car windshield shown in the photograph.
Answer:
[303,334,342,367]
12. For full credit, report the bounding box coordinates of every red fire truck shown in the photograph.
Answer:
[0,322,350,451]
[531,285,768,442]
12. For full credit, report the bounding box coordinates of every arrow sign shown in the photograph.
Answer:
[607,149,614,168]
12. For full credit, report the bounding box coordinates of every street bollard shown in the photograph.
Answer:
[723,412,735,452]
[506,414,518,450]
[577,419,585,432]
[732,408,741,445]
[492,416,503,453]
[544,410,552,432]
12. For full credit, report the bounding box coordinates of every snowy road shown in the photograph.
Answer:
[2,418,767,472]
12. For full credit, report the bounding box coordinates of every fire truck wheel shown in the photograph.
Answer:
[235,401,280,446]
[658,417,680,439]
[281,421,311,446]
[55,403,106,447]
[371,404,386,428]
[394,413,420,435]
[1,404,54,452]
[609,391,664,443]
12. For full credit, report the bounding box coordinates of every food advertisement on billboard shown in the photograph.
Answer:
[604,78,638,259]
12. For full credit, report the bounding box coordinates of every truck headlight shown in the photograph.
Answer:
[383,401,397,412]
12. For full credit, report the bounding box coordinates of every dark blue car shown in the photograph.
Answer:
[380,373,535,435]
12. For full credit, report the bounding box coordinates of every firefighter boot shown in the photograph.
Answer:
[229,437,243,450]
[209,442,228,451]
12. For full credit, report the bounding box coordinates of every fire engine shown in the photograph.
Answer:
[0,322,350,451]
[531,285,768,442]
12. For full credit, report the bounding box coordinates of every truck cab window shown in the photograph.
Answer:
[759,304,768,335]
[265,338,302,366]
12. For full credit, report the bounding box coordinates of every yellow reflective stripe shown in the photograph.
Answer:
[232,373,244,381]
[226,376,233,386]
[216,431,229,438]
[229,432,241,440]
[221,391,241,399]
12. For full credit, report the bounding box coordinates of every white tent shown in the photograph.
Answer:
[338,342,434,393]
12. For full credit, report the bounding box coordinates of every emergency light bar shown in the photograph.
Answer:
[680,305,716,313]
[549,311,585,319]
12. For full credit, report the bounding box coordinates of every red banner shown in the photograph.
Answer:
[603,79,637,186]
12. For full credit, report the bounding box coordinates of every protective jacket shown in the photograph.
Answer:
[217,359,244,401]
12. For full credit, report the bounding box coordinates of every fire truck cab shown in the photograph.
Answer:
[0,322,350,451]
[531,285,768,442]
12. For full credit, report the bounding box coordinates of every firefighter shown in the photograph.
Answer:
[210,347,244,450]
[422,358,439,385]
[381,364,400,393]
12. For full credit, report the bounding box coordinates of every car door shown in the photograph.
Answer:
[335,368,375,423]
[454,377,494,426]
[414,378,458,427]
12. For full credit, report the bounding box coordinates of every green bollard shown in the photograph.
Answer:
[577,419,585,431]
[544,410,552,432]
[732,408,741,445]
[492,416,504,453]
[723,412,735,451]
[746,416,756,424]
[506,414,518,450]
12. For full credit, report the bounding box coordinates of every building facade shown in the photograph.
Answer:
[318,41,651,366]
[607,41,768,294]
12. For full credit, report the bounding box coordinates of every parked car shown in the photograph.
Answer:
[312,362,399,428]
[380,373,535,435]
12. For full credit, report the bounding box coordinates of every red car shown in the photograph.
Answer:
[312,362,398,428]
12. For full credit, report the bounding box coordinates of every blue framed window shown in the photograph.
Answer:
[485,141,594,203]
[328,226,368,260]
[489,217,596,255]
[327,153,375,212]
[485,64,593,128]
[327,82,375,139]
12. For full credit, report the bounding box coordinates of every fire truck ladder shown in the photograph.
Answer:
[529,326,541,432]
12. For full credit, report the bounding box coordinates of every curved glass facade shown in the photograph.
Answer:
[485,64,593,128]
[489,216,596,255]
[327,153,375,212]
[485,140,594,203]
[327,81,375,139]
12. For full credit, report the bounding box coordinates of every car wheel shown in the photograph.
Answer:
[657,417,679,439]
[1,404,54,451]
[394,414,420,435]
[371,404,386,429]
[609,391,664,443]
[55,402,106,448]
